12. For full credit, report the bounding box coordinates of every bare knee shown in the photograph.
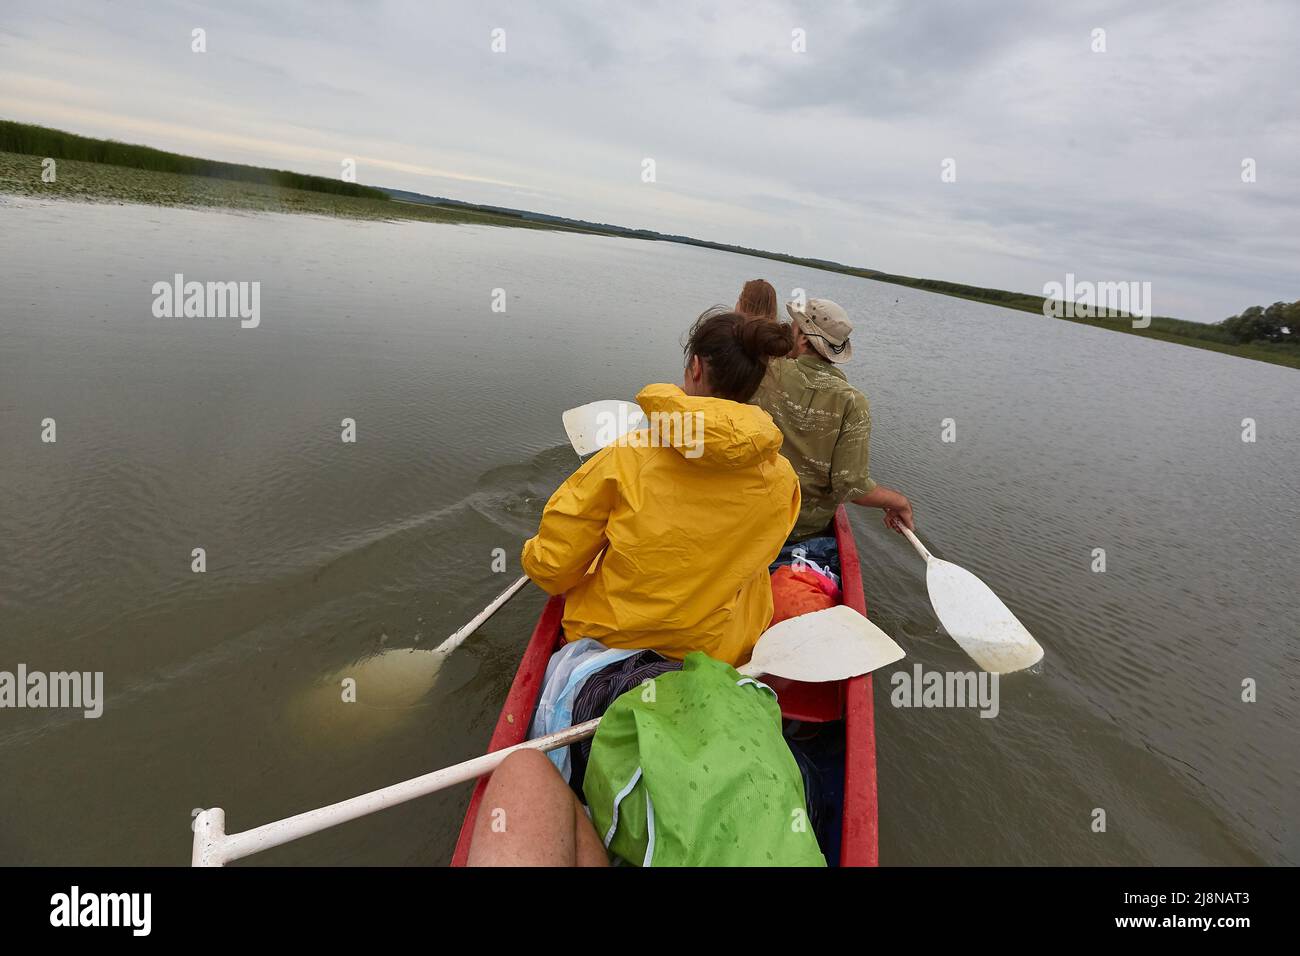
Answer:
[469,749,577,867]
[490,749,559,788]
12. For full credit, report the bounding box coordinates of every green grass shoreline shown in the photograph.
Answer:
[0,150,608,233]
[2,149,1294,370]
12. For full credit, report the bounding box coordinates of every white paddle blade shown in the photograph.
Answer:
[562,400,645,457]
[925,559,1043,673]
[746,605,905,683]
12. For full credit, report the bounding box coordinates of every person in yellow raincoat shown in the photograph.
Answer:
[521,308,801,667]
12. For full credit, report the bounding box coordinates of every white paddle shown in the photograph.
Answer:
[743,604,904,681]
[899,526,1043,673]
[562,399,646,457]
[195,605,904,866]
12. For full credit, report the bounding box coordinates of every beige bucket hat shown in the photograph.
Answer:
[786,298,854,363]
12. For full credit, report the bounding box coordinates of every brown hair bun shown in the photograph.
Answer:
[684,307,793,402]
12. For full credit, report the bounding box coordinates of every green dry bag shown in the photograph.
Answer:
[583,652,826,867]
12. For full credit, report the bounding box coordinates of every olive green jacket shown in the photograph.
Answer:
[752,355,876,540]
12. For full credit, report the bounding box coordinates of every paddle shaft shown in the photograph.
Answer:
[899,526,934,562]
[433,401,633,655]
[193,717,602,866]
[433,436,582,655]
[193,657,766,866]
[433,574,528,655]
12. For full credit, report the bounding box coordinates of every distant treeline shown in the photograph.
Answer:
[0,120,389,200]
[870,274,1239,342]
[839,272,1295,351]
[1216,300,1298,344]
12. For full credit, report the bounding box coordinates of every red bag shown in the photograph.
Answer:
[769,565,837,626]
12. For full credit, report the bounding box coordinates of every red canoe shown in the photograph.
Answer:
[451,504,879,866]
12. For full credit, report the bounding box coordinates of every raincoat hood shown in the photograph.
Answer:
[635,383,784,469]
[522,383,801,666]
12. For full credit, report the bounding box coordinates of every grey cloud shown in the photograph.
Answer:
[732,0,1059,117]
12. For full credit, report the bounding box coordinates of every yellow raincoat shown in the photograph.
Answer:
[521,384,800,666]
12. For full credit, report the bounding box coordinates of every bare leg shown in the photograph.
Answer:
[574,797,609,868]
[467,749,609,867]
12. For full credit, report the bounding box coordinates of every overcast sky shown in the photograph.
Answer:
[2,0,1296,321]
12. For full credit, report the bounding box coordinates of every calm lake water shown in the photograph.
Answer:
[0,194,1295,866]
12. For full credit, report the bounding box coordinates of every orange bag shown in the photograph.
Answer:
[769,565,838,626]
